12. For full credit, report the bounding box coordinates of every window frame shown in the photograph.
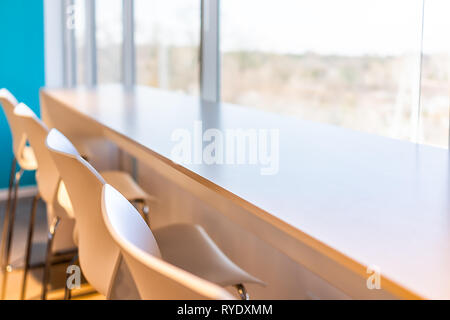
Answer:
[44,0,449,148]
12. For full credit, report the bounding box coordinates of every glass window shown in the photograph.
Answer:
[420,0,450,148]
[221,0,449,147]
[135,0,200,95]
[96,0,123,83]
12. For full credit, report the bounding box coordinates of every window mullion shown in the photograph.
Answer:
[85,0,97,87]
[122,0,136,87]
[63,0,77,87]
[200,0,220,102]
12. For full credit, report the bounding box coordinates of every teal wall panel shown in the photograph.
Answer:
[0,0,45,188]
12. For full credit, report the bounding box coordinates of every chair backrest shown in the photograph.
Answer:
[46,129,119,297]
[14,104,59,204]
[101,184,234,300]
[0,88,26,157]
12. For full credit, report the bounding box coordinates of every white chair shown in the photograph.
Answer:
[46,129,126,299]
[14,104,77,300]
[15,104,156,300]
[46,129,264,300]
[0,89,104,300]
[102,184,235,300]
[0,89,38,300]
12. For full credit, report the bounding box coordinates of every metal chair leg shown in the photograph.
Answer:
[41,217,61,300]
[0,158,17,272]
[142,203,150,227]
[64,253,79,300]
[135,199,150,227]
[235,284,250,300]
[143,203,150,221]
[21,194,40,300]
[1,168,23,300]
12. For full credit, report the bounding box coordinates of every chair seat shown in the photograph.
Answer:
[18,145,38,171]
[70,136,106,160]
[101,171,156,204]
[153,224,265,288]
[65,171,156,247]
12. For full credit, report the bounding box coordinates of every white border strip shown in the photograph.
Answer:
[0,186,38,202]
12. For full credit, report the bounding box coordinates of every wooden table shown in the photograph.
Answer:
[41,85,450,299]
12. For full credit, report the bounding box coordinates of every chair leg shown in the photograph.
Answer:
[0,158,17,273]
[21,194,40,300]
[135,199,150,227]
[143,203,150,222]
[235,284,250,300]
[41,217,61,300]
[64,253,79,300]
[1,168,23,300]
[142,202,150,227]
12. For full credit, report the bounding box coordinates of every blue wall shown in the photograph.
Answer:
[0,0,45,188]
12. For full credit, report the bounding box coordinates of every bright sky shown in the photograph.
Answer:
[221,0,450,55]
[75,0,450,56]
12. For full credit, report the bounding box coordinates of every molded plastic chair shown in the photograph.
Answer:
[0,89,102,300]
[0,89,38,300]
[46,129,263,300]
[102,184,235,300]
[14,103,77,300]
[46,129,122,298]
[46,129,158,299]
[102,184,264,300]
[16,106,155,300]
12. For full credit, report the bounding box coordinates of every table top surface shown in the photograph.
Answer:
[42,85,450,299]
